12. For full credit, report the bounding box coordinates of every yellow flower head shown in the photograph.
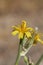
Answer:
[12,20,34,39]
[33,33,43,45]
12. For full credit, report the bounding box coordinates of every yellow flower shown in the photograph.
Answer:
[33,33,43,45]
[12,20,34,39]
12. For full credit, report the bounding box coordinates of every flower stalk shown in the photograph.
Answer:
[24,56,34,65]
[11,20,43,65]
[14,45,21,65]
[15,39,24,65]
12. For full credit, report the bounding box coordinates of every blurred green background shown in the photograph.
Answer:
[0,0,43,65]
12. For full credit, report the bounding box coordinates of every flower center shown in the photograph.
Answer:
[20,27,26,33]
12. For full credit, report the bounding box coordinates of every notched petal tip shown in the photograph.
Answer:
[37,38,43,44]
[22,20,26,23]
[26,27,34,32]
[11,31,19,36]
[21,20,26,28]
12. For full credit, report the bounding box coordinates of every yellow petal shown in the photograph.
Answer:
[21,20,26,28]
[12,26,20,31]
[19,32,23,39]
[26,27,34,32]
[11,31,19,36]
[25,32,32,38]
[37,38,43,44]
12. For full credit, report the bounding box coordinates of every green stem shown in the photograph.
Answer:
[15,39,23,65]
[24,56,29,65]
[35,55,43,65]
[24,56,34,65]
[15,44,21,65]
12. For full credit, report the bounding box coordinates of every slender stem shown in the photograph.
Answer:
[15,39,23,65]
[15,44,21,65]
[24,56,29,65]
[35,55,43,65]
[24,56,34,65]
